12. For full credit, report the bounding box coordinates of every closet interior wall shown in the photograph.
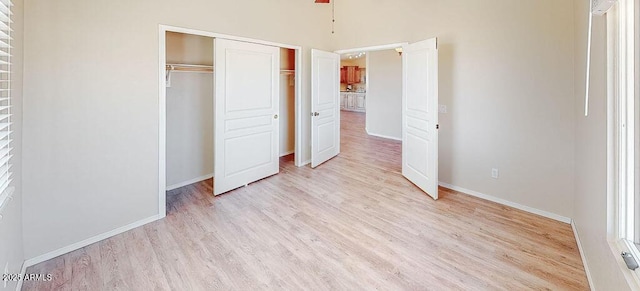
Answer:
[279,48,295,157]
[166,32,214,189]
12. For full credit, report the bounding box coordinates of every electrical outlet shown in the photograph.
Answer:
[438,104,447,113]
[491,168,499,179]
[3,262,8,288]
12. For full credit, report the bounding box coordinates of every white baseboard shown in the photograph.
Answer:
[166,173,214,191]
[22,215,161,271]
[279,150,294,157]
[438,182,572,224]
[571,220,595,291]
[365,129,402,141]
[300,159,311,167]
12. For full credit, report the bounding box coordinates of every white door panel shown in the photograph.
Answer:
[402,38,439,199]
[214,38,280,195]
[311,49,340,168]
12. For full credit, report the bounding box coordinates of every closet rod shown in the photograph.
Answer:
[166,63,214,72]
[166,64,295,73]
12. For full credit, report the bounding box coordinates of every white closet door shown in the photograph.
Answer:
[402,38,439,200]
[214,38,280,195]
[311,49,340,168]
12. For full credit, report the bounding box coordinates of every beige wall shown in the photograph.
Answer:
[572,0,631,289]
[22,0,332,259]
[334,0,577,218]
[166,32,214,187]
[0,0,24,289]
[366,50,402,139]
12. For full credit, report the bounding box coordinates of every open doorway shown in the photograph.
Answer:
[327,40,439,199]
[159,26,303,217]
[339,48,404,142]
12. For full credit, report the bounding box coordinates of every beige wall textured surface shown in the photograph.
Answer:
[365,50,402,139]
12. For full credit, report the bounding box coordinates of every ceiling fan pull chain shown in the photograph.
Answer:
[332,0,335,34]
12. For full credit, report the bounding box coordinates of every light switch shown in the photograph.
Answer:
[438,105,447,113]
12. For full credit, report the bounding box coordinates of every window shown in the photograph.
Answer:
[0,0,12,214]
[610,0,640,286]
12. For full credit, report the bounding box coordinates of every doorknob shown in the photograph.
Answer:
[274,114,278,119]
[311,112,320,116]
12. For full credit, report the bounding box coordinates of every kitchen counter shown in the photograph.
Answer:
[340,92,366,112]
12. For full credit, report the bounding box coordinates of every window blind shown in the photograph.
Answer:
[0,0,13,212]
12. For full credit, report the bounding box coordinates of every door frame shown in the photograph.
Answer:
[336,41,442,197]
[158,25,303,218]
[334,42,408,138]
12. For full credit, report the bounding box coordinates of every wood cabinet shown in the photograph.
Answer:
[340,92,366,112]
[347,66,357,84]
[340,66,363,84]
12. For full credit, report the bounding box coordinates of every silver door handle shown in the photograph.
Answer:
[274,114,278,119]
[311,112,320,116]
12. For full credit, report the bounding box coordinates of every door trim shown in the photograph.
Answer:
[158,25,303,218]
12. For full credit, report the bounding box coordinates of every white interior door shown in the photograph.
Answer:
[214,38,280,195]
[402,38,439,200]
[311,49,340,168]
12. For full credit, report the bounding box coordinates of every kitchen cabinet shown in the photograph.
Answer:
[340,92,366,112]
[355,94,366,111]
[340,66,363,84]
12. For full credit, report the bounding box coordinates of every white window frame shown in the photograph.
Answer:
[608,0,640,288]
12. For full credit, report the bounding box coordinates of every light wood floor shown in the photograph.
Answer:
[24,111,589,290]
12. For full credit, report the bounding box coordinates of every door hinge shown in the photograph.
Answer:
[436,124,440,129]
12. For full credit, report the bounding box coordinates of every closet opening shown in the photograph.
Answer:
[165,32,215,194]
[159,26,302,217]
